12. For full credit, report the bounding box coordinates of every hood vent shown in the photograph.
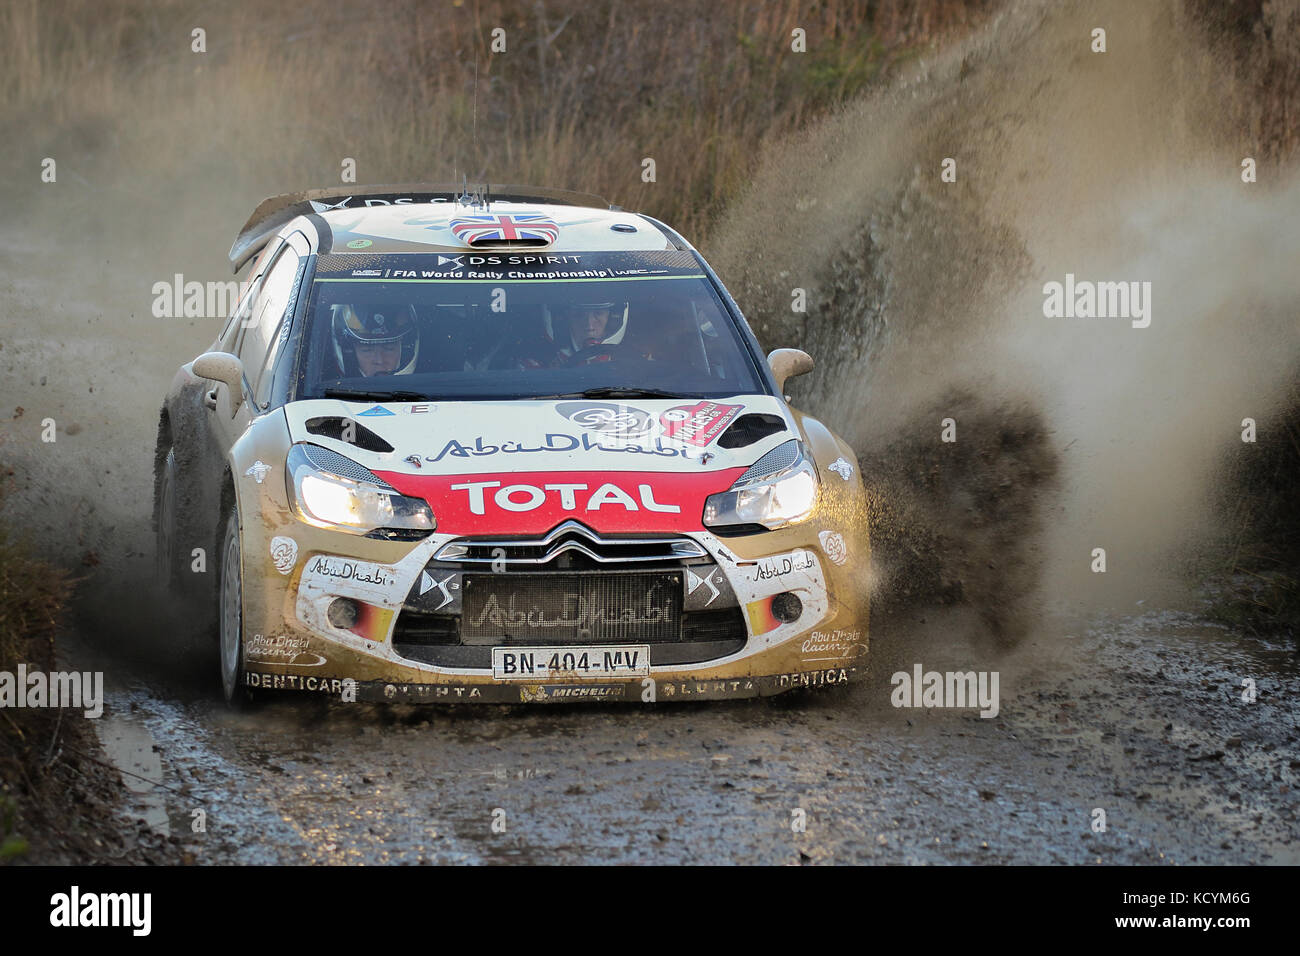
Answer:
[717,413,787,449]
[304,417,394,453]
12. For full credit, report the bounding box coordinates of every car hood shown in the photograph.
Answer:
[284,395,794,475]
[282,396,797,535]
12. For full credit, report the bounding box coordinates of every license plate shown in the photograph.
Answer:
[492,644,651,681]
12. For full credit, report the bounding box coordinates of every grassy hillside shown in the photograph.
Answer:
[0,0,993,241]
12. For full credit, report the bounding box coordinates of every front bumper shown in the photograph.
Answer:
[241,521,868,704]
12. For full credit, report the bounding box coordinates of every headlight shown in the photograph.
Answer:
[286,444,435,539]
[703,442,819,532]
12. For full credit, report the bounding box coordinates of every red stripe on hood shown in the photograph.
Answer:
[374,468,746,535]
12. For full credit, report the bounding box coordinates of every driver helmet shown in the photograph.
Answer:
[544,300,628,353]
[331,304,420,376]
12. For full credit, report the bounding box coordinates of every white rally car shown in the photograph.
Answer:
[153,184,869,704]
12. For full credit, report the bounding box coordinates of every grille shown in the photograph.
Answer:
[460,571,682,644]
[435,520,705,566]
[301,443,392,487]
[391,612,458,647]
[738,439,800,485]
[682,607,746,644]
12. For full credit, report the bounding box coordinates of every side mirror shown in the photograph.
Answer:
[767,348,814,392]
[192,352,246,413]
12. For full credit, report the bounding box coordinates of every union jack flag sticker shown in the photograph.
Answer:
[449,212,560,245]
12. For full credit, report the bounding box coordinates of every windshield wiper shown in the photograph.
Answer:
[323,387,429,402]
[533,386,695,400]
[583,386,693,399]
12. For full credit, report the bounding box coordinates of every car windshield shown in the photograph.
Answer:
[293,251,766,401]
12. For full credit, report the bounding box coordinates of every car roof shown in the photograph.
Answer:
[312,200,676,257]
[230,184,687,272]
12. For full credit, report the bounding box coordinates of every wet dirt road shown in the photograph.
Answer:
[77,607,1299,866]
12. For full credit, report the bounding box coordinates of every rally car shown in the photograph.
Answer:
[153,183,869,705]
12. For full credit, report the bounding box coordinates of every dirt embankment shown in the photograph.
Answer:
[0,502,177,863]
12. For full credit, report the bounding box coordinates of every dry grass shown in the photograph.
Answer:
[0,0,993,240]
[0,521,64,690]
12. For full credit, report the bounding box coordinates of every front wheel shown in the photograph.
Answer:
[218,508,250,706]
[153,446,179,586]
[153,437,218,654]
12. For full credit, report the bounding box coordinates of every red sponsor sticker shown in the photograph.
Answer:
[659,402,743,447]
[373,468,746,534]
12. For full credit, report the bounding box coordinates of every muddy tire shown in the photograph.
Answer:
[153,445,180,587]
[153,434,220,658]
[218,508,254,707]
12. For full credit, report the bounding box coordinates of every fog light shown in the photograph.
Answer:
[771,591,803,623]
[327,598,359,629]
